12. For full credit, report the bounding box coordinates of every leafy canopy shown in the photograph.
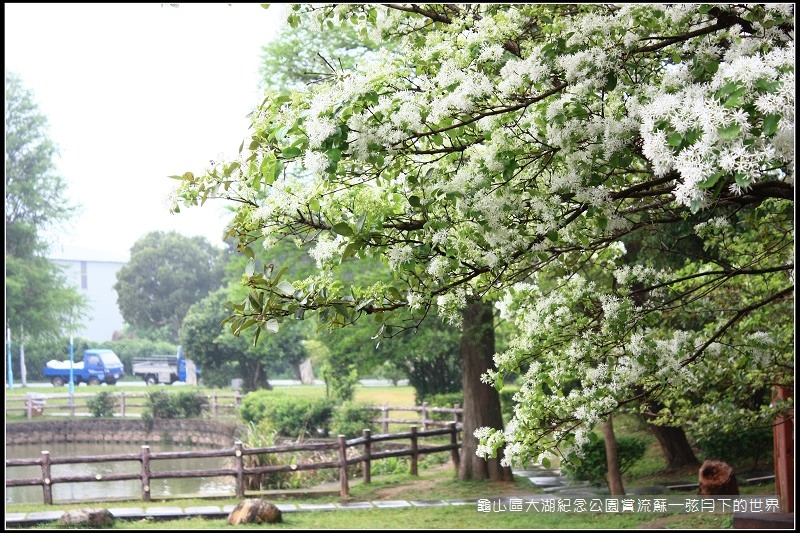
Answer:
[172,4,794,467]
[5,71,87,341]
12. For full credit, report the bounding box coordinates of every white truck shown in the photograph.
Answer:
[131,347,198,385]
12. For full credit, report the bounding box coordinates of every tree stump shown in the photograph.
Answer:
[698,460,739,495]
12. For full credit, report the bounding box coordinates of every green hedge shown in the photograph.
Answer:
[561,435,648,487]
[240,390,335,438]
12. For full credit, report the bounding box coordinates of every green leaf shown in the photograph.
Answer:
[341,241,362,261]
[723,87,746,108]
[699,171,724,189]
[408,195,421,208]
[717,123,741,141]
[541,457,551,469]
[734,173,751,188]
[605,72,617,91]
[282,146,302,158]
[494,375,504,391]
[275,281,295,297]
[260,155,276,181]
[762,114,780,136]
[667,132,683,147]
[355,213,367,233]
[332,222,353,236]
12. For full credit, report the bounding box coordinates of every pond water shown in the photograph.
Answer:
[5,440,236,504]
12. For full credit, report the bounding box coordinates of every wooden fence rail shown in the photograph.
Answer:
[5,391,243,419]
[6,423,461,505]
[6,393,464,430]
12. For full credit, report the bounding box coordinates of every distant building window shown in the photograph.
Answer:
[81,261,88,290]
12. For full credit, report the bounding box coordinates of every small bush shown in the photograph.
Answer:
[562,435,648,487]
[171,390,207,418]
[241,421,294,490]
[424,392,463,421]
[692,427,774,470]
[331,402,377,438]
[144,390,207,419]
[240,390,334,438]
[87,391,117,418]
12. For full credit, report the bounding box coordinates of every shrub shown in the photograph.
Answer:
[87,391,117,418]
[240,390,334,438]
[692,427,774,470]
[240,421,294,490]
[331,402,377,438]
[562,434,648,487]
[424,392,464,422]
[144,390,208,419]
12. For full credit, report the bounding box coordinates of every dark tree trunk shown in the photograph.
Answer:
[604,413,625,495]
[457,300,513,482]
[643,416,700,470]
[241,359,271,392]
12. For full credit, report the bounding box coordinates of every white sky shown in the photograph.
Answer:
[5,3,288,260]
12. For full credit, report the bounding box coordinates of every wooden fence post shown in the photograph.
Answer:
[382,404,389,433]
[337,435,349,498]
[234,390,241,410]
[449,421,460,470]
[69,391,75,417]
[120,392,126,418]
[26,397,33,420]
[362,429,372,484]
[234,441,245,499]
[410,426,418,476]
[41,450,52,505]
[421,402,428,431]
[140,445,151,502]
[212,390,218,416]
[453,403,460,425]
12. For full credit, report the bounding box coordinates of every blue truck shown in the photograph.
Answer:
[131,346,199,385]
[43,349,125,386]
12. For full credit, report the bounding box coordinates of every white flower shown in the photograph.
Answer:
[388,244,414,270]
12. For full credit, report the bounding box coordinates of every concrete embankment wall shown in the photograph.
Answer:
[6,419,247,447]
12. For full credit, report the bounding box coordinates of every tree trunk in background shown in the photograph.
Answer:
[457,300,513,482]
[648,423,700,470]
[604,413,625,495]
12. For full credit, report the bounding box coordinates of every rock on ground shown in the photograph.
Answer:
[228,498,283,525]
[59,508,115,528]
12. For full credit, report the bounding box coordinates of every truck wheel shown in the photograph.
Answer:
[51,376,65,387]
[145,374,158,386]
[88,377,101,386]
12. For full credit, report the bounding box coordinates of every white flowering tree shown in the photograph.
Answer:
[173,4,794,474]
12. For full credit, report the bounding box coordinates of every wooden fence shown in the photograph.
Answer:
[6,423,461,505]
[6,390,243,419]
[6,391,463,430]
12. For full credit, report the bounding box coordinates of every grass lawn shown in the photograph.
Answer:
[6,463,742,529]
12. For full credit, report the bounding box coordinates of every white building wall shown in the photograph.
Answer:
[50,246,127,342]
